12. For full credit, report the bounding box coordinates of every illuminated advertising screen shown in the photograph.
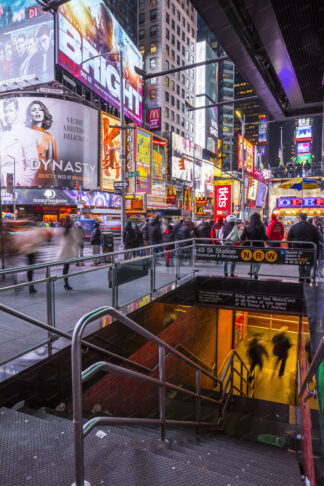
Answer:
[296,126,312,141]
[298,118,311,127]
[0,1,54,92]
[0,96,98,189]
[152,139,166,198]
[100,112,121,192]
[195,41,218,154]
[214,184,232,218]
[297,142,311,154]
[201,161,214,198]
[57,0,143,125]
[256,182,268,208]
[238,134,254,173]
[247,178,258,201]
[171,132,202,182]
[297,154,311,164]
[148,108,161,131]
[136,128,151,193]
[258,115,267,144]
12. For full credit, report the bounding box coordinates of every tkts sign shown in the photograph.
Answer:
[277,197,324,208]
[214,184,232,218]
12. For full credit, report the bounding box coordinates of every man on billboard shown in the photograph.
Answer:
[11,33,27,77]
[1,97,39,187]
[20,35,37,76]
[28,24,53,82]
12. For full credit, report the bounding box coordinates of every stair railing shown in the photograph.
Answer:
[299,336,324,401]
[71,306,251,486]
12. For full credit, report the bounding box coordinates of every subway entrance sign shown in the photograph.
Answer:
[196,245,315,265]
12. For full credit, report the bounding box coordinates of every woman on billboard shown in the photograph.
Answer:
[25,100,58,186]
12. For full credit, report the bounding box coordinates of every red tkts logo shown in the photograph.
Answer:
[215,184,232,218]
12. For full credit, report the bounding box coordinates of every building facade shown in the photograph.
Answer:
[138,0,197,140]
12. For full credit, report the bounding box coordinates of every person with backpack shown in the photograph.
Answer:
[123,220,137,260]
[219,214,240,277]
[90,221,102,265]
[241,213,269,279]
[148,215,162,253]
[210,217,223,244]
[266,214,284,247]
[162,224,174,266]
[272,328,291,377]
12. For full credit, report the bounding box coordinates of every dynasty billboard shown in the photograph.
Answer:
[57,0,143,125]
[100,112,121,192]
[0,1,54,92]
[0,96,98,189]
[152,138,166,198]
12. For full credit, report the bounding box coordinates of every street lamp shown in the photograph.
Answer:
[235,110,246,222]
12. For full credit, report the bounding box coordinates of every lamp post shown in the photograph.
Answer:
[235,111,245,222]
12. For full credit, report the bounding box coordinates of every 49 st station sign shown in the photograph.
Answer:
[196,245,315,265]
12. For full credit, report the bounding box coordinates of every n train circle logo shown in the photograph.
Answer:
[240,249,252,261]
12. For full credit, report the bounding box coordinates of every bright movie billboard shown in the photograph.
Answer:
[100,112,121,191]
[136,128,151,194]
[152,139,166,198]
[57,0,143,125]
[0,96,98,189]
[0,1,54,92]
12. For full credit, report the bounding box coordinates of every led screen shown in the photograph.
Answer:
[297,142,310,154]
[258,116,267,144]
[256,182,268,208]
[0,96,98,188]
[247,178,258,201]
[171,132,202,182]
[100,112,121,191]
[152,140,166,198]
[298,118,311,127]
[57,0,143,124]
[0,1,54,92]
[238,134,254,172]
[136,128,151,194]
[296,126,312,140]
[297,154,311,164]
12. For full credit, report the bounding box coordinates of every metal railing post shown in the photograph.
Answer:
[159,345,166,441]
[196,368,201,434]
[175,243,180,285]
[151,253,156,294]
[111,263,118,309]
[192,239,196,277]
[46,267,55,356]
[240,361,243,397]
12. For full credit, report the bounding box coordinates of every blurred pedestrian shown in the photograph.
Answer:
[57,217,78,291]
[149,215,162,252]
[272,327,291,377]
[123,220,136,260]
[219,215,240,277]
[173,218,183,240]
[266,214,284,247]
[163,224,174,266]
[247,337,268,380]
[195,219,211,243]
[90,221,102,265]
[210,217,223,244]
[75,221,85,266]
[134,224,144,256]
[241,213,268,279]
[141,217,150,254]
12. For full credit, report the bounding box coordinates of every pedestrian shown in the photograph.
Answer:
[210,217,223,244]
[123,220,137,260]
[195,219,211,244]
[272,328,291,377]
[57,217,78,291]
[162,224,174,266]
[287,212,319,283]
[240,212,269,279]
[219,215,240,277]
[148,215,162,252]
[173,218,183,240]
[134,224,144,256]
[74,221,85,266]
[313,218,323,277]
[247,337,268,380]
[90,221,102,265]
[141,217,150,254]
[266,214,284,247]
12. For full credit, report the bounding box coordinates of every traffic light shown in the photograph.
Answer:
[179,158,185,170]
[74,181,79,190]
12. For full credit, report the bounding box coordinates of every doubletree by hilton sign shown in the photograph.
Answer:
[277,197,324,208]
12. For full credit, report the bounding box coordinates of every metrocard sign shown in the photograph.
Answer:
[277,197,324,209]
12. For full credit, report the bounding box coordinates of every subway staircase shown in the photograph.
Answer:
[0,403,304,486]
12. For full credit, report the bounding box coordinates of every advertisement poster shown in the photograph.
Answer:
[258,115,267,144]
[238,134,254,173]
[148,108,161,131]
[0,1,54,92]
[201,161,214,198]
[136,128,151,193]
[295,126,312,141]
[297,142,311,154]
[297,154,311,164]
[152,140,166,198]
[57,0,143,125]
[171,132,202,182]
[255,182,268,208]
[0,96,98,189]
[100,112,121,192]
[214,184,232,218]
[247,178,258,201]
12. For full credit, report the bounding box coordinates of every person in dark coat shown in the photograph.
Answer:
[148,215,162,252]
[195,220,211,243]
[162,224,174,266]
[241,212,269,279]
[247,337,268,381]
[134,224,144,256]
[90,221,102,265]
[272,328,291,377]
[287,212,319,282]
[141,217,150,254]
[123,220,137,259]
[173,219,183,240]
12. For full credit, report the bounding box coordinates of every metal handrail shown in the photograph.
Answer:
[0,302,150,373]
[71,306,253,486]
[299,337,324,400]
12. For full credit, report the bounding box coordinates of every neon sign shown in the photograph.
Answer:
[277,197,324,208]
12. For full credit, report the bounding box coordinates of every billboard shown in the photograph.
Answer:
[148,107,161,131]
[0,1,54,92]
[100,112,121,192]
[297,154,311,164]
[295,126,312,141]
[238,134,254,173]
[57,0,143,125]
[171,132,202,182]
[195,41,218,154]
[297,142,311,154]
[298,118,311,127]
[214,184,232,218]
[0,96,98,189]
[198,161,214,198]
[247,178,258,201]
[136,128,151,193]
[152,139,166,198]
[277,197,324,209]
[258,115,267,144]
[256,182,268,208]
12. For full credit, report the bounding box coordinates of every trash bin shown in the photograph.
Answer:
[102,232,114,263]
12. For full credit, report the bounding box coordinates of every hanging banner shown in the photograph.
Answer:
[100,112,121,192]
[214,184,232,218]
[136,128,151,194]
